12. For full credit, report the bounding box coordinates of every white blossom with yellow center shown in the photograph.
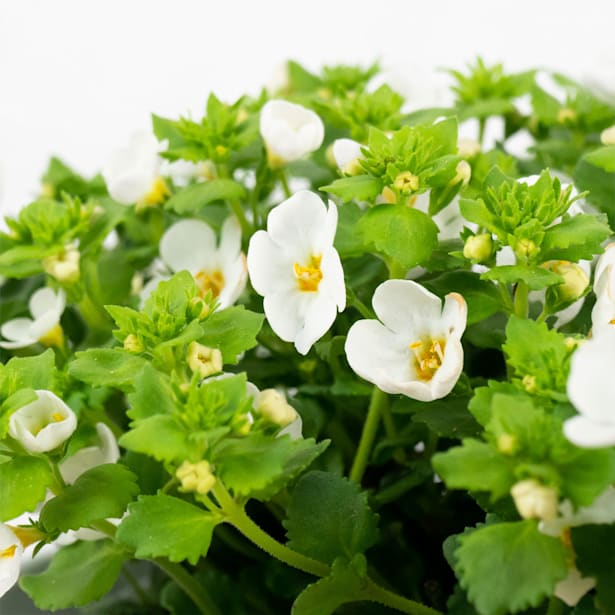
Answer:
[102,131,169,206]
[564,333,615,447]
[142,217,247,309]
[332,138,364,175]
[247,191,345,355]
[345,280,467,402]
[0,524,22,599]
[0,287,65,349]
[591,243,615,337]
[259,100,324,167]
[9,390,77,454]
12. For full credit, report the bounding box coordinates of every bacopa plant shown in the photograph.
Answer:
[2,58,615,615]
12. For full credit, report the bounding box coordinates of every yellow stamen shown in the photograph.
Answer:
[0,544,17,559]
[194,270,225,298]
[293,255,323,292]
[609,319,615,325]
[139,176,170,208]
[51,412,64,422]
[409,337,446,381]
[8,525,43,548]
[38,324,64,348]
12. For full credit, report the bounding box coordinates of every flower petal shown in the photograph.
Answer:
[564,415,615,448]
[160,219,217,274]
[218,217,242,264]
[0,318,36,347]
[29,287,65,319]
[332,138,363,171]
[247,231,293,296]
[0,524,23,599]
[294,293,337,355]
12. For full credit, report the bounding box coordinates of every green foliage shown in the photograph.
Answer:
[455,520,568,615]
[20,539,129,610]
[116,494,220,565]
[0,456,55,521]
[165,179,246,214]
[69,349,149,391]
[285,471,379,564]
[40,464,139,532]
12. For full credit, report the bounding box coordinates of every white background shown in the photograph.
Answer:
[1,0,614,215]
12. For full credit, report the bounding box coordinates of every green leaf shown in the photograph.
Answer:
[334,202,366,257]
[481,265,563,290]
[120,415,193,463]
[574,159,615,226]
[287,60,322,92]
[0,457,55,521]
[40,464,139,532]
[432,439,514,500]
[455,520,568,615]
[165,180,246,214]
[116,494,219,565]
[540,213,612,262]
[583,145,615,172]
[20,539,128,610]
[356,204,439,269]
[285,471,379,564]
[292,555,368,615]
[199,306,264,364]
[0,349,56,396]
[320,176,383,202]
[571,524,615,613]
[0,245,48,277]
[69,349,149,391]
[127,365,178,421]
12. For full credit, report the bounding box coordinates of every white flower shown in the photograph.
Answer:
[9,390,77,454]
[345,280,467,402]
[43,244,80,283]
[102,131,168,205]
[591,243,615,337]
[332,138,364,175]
[564,333,615,447]
[0,287,65,349]
[142,217,247,308]
[59,423,120,485]
[0,524,22,599]
[600,125,615,145]
[247,191,345,355]
[510,479,558,521]
[160,159,216,187]
[260,100,324,166]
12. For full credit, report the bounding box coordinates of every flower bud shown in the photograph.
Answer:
[187,342,223,378]
[393,171,419,194]
[557,108,577,124]
[255,389,298,428]
[332,138,364,176]
[497,433,517,455]
[522,374,537,393]
[463,233,493,262]
[123,334,143,353]
[600,125,615,146]
[43,245,80,283]
[544,260,589,303]
[176,460,216,495]
[511,479,558,521]
[9,390,77,453]
[188,296,211,320]
[450,160,472,186]
[513,238,539,261]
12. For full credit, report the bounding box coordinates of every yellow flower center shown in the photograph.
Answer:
[294,255,323,292]
[0,544,17,559]
[409,338,446,381]
[194,270,225,298]
[38,324,64,348]
[140,176,170,208]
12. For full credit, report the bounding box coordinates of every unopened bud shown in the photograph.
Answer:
[600,125,615,146]
[522,374,537,393]
[463,233,493,262]
[544,260,589,303]
[450,160,472,186]
[497,433,517,455]
[187,342,222,378]
[123,334,143,353]
[43,245,80,283]
[40,183,55,199]
[189,296,211,320]
[176,460,216,495]
[255,389,298,427]
[130,273,144,296]
[557,108,576,124]
[514,238,539,261]
[511,479,558,521]
[458,138,481,158]
[393,172,419,194]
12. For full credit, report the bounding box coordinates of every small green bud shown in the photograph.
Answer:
[544,260,589,303]
[255,389,298,427]
[522,374,537,393]
[513,238,539,261]
[511,479,558,521]
[463,233,493,262]
[43,245,80,283]
[123,334,143,353]
[557,108,576,124]
[497,433,517,455]
[601,125,615,145]
[176,460,216,495]
[393,171,419,194]
[187,342,223,378]
[449,160,472,186]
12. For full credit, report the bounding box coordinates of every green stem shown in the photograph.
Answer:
[347,287,375,319]
[364,579,442,615]
[122,565,152,606]
[350,387,388,484]
[478,118,486,148]
[213,483,329,578]
[227,198,253,238]
[278,169,292,199]
[154,559,222,615]
[387,260,407,280]
[496,282,515,314]
[513,280,529,319]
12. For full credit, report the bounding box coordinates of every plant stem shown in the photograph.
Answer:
[212,482,329,578]
[278,169,292,199]
[496,282,515,314]
[513,280,529,318]
[388,260,407,280]
[545,596,564,615]
[153,558,222,615]
[122,565,152,606]
[227,199,253,239]
[478,118,486,148]
[350,387,388,484]
[347,287,375,319]
[364,579,442,615]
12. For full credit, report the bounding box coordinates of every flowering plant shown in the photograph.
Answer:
[2,58,615,615]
